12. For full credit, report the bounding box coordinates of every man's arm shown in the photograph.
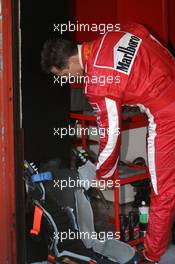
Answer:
[88,95,121,181]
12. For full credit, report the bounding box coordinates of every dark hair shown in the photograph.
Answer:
[41,38,78,73]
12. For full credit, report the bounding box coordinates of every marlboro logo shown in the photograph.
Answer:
[114,33,142,75]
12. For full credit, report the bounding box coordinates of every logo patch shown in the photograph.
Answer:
[114,33,142,75]
[91,103,100,113]
[91,103,101,126]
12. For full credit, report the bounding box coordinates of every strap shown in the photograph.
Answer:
[30,205,43,236]
[48,254,56,263]
[31,171,53,183]
[89,260,97,264]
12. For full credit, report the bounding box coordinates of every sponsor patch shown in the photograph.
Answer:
[91,103,100,113]
[91,103,101,126]
[114,33,142,75]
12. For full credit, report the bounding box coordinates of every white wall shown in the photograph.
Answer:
[120,127,147,163]
[88,126,147,163]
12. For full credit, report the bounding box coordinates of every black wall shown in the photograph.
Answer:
[21,0,72,166]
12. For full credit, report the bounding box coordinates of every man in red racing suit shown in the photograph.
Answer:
[80,24,175,263]
[41,23,175,263]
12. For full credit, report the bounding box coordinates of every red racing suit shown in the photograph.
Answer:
[80,23,175,261]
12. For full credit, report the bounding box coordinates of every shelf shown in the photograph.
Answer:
[70,112,96,126]
[69,111,149,246]
[122,113,148,130]
[119,164,149,185]
[120,173,148,185]
[70,112,96,121]
[70,112,148,130]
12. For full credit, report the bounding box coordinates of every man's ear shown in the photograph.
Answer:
[68,54,79,65]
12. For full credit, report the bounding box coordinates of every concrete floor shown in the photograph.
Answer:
[159,244,175,264]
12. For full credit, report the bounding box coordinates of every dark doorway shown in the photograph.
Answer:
[21,0,71,167]
[20,1,73,261]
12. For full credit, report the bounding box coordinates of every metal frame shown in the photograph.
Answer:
[0,0,17,262]
[70,112,149,244]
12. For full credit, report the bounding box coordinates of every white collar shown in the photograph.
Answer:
[77,44,84,70]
